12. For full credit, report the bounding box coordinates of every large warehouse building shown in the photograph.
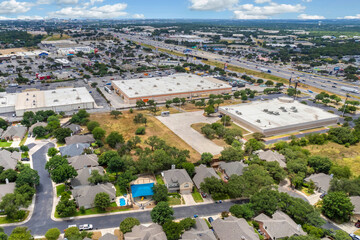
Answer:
[219,97,339,137]
[0,87,95,117]
[112,74,232,104]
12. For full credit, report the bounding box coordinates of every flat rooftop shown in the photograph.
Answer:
[0,93,17,108]
[219,97,339,131]
[112,74,231,98]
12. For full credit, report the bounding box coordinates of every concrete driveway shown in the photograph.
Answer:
[156,111,224,155]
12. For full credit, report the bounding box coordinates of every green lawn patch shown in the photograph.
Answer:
[192,188,204,203]
[168,193,182,206]
[115,184,127,197]
[0,141,12,147]
[156,174,164,185]
[21,152,29,158]
[19,133,28,146]
[56,184,66,197]
[0,211,29,225]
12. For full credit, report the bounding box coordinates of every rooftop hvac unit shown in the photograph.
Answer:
[173,77,176,79]
[177,83,180,85]
[52,91,56,93]
[73,89,76,91]
[135,92,138,95]
[156,78,159,80]
[76,97,81,100]
[121,81,124,83]
[200,80,204,83]
[129,87,132,89]
[256,119,261,123]
[263,109,268,112]
[169,89,172,91]
[26,98,28,101]
[153,85,157,87]
[54,99,58,102]
[197,84,201,87]
[33,95,35,97]
[140,79,143,82]
[26,93,29,95]
[1,102,5,104]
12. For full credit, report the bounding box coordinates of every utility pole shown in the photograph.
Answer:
[294,79,300,100]
[342,94,350,117]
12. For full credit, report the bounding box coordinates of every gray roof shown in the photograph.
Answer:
[29,122,47,134]
[1,125,27,140]
[65,134,95,145]
[163,168,192,189]
[0,150,21,170]
[59,143,90,157]
[218,161,248,177]
[72,183,116,209]
[193,164,220,189]
[351,196,360,214]
[68,154,98,170]
[257,150,286,168]
[0,182,15,202]
[212,216,259,240]
[304,173,332,193]
[181,218,216,240]
[124,223,167,240]
[65,124,81,133]
[71,166,104,188]
[254,211,306,239]
[99,233,118,240]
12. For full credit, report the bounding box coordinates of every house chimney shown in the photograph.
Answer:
[76,144,79,149]
[171,164,175,170]
[89,168,92,175]
[5,178,9,184]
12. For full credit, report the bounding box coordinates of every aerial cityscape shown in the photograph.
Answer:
[0,0,360,240]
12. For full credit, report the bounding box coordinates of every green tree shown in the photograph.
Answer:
[308,155,332,174]
[322,191,354,222]
[45,228,61,240]
[64,227,81,240]
[329,165,351,179]
[0,169,17,182]
[150,201,174,225]
[92,127,106,140]
[49,164,77,184]
[198,152,213,166]
[152,184,168,203]
[244,139,265,154]
[120,217,140,233]
[87,121,100,132]
[47,147,59,157]
[110,110,122,119]
[88,170,108,185]
[107,156,125,175]
[98,151,119,165]
[8,227,32,240]
[0,118,8,130]
[56,192,76,217]
[0,232,7,240]
[204,105,215,116]
[200,177,227,199]
[264,161,286,183]
[33,126,47,137]
[16,167,40,187]
[219,146,244,162]
[181,162,195,177]
[94,192,111,210]
[229,204,255,220]
[106,131,124,148]
[53,128,72,143]
[117,170,137,191]
[162,221,183,240]
[333,230,352,240]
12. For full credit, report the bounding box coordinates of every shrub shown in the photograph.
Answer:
[135,127,146,135]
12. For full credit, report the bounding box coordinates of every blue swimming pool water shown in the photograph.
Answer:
[119,198,126,206]
[131,183,154,198]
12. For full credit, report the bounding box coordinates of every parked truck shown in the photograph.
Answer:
[260,68,272,73]
[341,86,359,94]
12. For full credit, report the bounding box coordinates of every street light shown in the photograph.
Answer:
[342,94,350,117]
[293,79,300,100]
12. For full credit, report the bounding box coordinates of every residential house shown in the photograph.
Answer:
[257,150,286,168]
[124,223,167,240]
[71,166,105,188]
[59,143,90,157]
[0,150,21,170]
[1,125,27,141]
[67,154,99,170]
[29,122,47,135]
[162,167,193,194]
[254,210,306,239]
[304,173,332,194]
[181,218,216,240]
[65,134,95,145]
[193,164,220,189]
[99,233,118,240]
[212,216,260,240]
[350,196,360,221]
[71,183,116,209]
[64,124,82,135]
[218,161,248,179]
[0,182,16,202]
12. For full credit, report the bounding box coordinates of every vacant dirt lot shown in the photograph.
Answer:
[0,48,27,54]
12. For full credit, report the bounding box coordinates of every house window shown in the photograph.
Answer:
[184,184,189,188]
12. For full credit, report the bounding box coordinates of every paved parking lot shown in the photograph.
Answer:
[156,111,223,155]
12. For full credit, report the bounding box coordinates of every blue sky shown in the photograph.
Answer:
[0,0,359,20]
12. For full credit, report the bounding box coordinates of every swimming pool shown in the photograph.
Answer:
[119,197,127,206]
[131,183,154,198]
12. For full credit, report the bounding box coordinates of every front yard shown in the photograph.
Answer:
[191,188,204,203]
[0,141,12,147]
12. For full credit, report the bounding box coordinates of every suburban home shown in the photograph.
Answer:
[254,210,306,239]
[0,182,16,202]
[65,134,95,145]
[0,150,21,170]
[257,150,286,168]
[67,154,99,170]
[29,122,47,135]
[304,173,332,194]
[99,233,118,240]
[1,125,27,141]
[212,216,260,240]
[64,123,82,135]
[162,167,193,194]
[350,196,360,221]
[218,161,248,179]
[181,218,216,240]
[124,223,167,240]
[71,166,105,188]
[59,143,90,157]
[71,183,116,209]
[193,164,220,189]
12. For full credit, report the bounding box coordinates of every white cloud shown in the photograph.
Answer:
[56,0,78,5]
[254,0,271,4]
[342,14,360,19]
[17,15,44,20]
[302,0,312,2]
[189,0,239,11]
[83,0,103,7]
[233,2,305,19]
[0,0,33,14]
[132,13,144,19]
[50,3,128,18]
[36,0,51,4]
[298,13,324,19]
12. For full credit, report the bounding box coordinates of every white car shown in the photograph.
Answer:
[79,224,93,231]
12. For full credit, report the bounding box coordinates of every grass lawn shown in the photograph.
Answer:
[168,194,182,206]
[88,111,200,162]
[192,188,204,203]
[155,174,164,185]
[301,187,314,196]
[0,141,12,147]
[19,134,28,146]
[56,184,66,197]
[354,229,360,235]
[304,142,360,176]
[0,211,29,225]
[21,152,29,158]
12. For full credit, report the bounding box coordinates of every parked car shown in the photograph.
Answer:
[21,158,30,161]
[350,233,360,240]
[208,217,214,223]
[320,193,327,199]
[355,220,360,228]
[201,192,207,198]
[67,224,77,229]
[79,224,93,231]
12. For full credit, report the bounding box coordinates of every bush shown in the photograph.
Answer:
[87,121,100,132]
[135,127,146,135]
[120,217,140,233]
[45,228,61,240]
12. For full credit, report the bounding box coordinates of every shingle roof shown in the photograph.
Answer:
[181,218,216,240]
[304,173,332,193]
[65,134,95,145]
[72,183,116,208]
[351,196,360,214]
[257,150,286,168]
[1,125,27,140]
[163,168,192,189]
[0,150,21,170]
[99,233,118,240]
[59,143,90,157]
[65,124,81,133]
[71,166,104,188]
[218,161,248,177]
[68,154,99,170]
[193,164,220,189]
[212,216,259,240]
[254,211,306,239]
[124,223,167,240]
[0,182,15,202]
